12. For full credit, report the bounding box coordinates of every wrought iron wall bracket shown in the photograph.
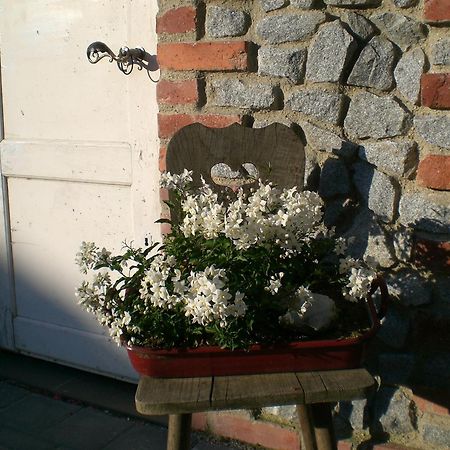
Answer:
[86,41,159,81]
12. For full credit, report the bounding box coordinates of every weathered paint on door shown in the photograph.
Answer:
[0,0,160,381]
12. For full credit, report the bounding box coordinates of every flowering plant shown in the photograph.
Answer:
[76,170,377,350]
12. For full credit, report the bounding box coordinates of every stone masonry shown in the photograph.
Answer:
[156,1,450,449]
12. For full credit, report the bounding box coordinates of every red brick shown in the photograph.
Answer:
[206,413,300,450]
[192,412,207,431]
[425,0,450,22]
[158,42,250,71]
[157,79,199,105]
[414,236,450,268]
[159,146,167,172]
[421,73,450,109]
[413,390,450,416]
[417,155,450,190]
[338,440,352,450]
[158,113,241,139]
[156,7,196,34]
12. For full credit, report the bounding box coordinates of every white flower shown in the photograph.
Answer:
[75,241,98,274]
[265,272,284,295]
[160,169,193,191]
[334,238,348,255]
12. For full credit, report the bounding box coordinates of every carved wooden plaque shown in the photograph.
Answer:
[166,123,305,189]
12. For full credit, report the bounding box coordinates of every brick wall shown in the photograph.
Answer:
[155,1,450,448]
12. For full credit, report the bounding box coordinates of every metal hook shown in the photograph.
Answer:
[86,42,158,80]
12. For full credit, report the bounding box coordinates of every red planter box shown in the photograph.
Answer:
[126,280,388,378]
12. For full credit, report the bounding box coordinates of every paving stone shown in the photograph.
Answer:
[300,121,358,160]
[352,161,399,222]
[286,88,345,125]
[318,158,351,198]
[370,12,426,51]
[399,190,450,233]
[431,37,450,66]
[394,48,426,105]
[103,422,168,450]
[306,21,357,83]
[374,387,415,434]
[387,269,432,306]
[378,352,415,385]
[422,423,450,449]
[256,12,326,44]
[414,114,450,149]
[206,7,248,38]
[210,79,278,110]
[44,407,133,449]
[341,11,376,41]
[0,382,30,409]
[324,0,380,5]
[0,393,81,432]
[344,92,410,139]
[393,0,418,7]
[358,140,418,178]
[290,0,317,8]
[0,425,58,450]
[347,36,396,91]
[260,0,287,12]
[377,307,410,349]
[258,47,306,84]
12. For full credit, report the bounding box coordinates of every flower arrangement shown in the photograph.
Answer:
[76,170,377,351]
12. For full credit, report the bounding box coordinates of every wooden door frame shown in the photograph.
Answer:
[0,57,16,350]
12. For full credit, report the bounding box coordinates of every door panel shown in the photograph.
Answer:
[0,0,160,381]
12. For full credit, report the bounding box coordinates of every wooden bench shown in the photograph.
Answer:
[135,123,376,449]
[135,368,376,450]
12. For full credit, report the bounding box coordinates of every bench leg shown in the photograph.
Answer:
[297,403,337,450]
[167,414,192,450]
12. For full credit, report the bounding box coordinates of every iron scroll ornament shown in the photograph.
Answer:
[86,41,159,81]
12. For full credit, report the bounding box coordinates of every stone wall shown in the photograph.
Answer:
[156,0,450,448]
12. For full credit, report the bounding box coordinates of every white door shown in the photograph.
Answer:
[0,0,160,381]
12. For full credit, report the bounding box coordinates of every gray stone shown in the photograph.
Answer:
[358,140,418,178]
[258,47,307,84]
[262,405,297,422]
[252,117,292,128]
[378,353,415,385]
[392,228,414,261]
[399,190,450,233]
[375,387,415,434]
[323,198,348,227]
[206,7,248,38]
[324,0,380,5]
[435,277,450,305]
[318,158,351,198]
[432,37,450,66]
[210,79,277,110]
[343,208,373,258]
[414,114,450,149]
[419,353,450,389]
[304,151,321,191]
[387,269,432,306]
[300,121,358,159]
[286,88,345,125]
[256,12,326,44]
[393,0,418,7]
[422,423,450,449]
[371,12,426,51]
[306,21,357,83]
[394,48,426,105]
[344,92,410,139]
[338,399,369,430]
[347,36,396,91]
[377,308,410,349]
[341,11,376,41]
[365,226,396,268]
[352,161,399,221]
[291,0,316,8]
[260,0,287,12]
